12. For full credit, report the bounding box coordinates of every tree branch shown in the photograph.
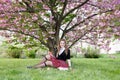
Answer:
[75,1,101,9]
[21,0,35,13]
[65,9,113,33]
[0,28,47,46]
[62,0,89,20]
[60,9,80,39]
[69,27,94,48]
[60,0,68,18]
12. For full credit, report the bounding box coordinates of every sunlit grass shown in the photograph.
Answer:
[0,57,120,80]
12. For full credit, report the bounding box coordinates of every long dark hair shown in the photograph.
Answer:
[56,39,68,56]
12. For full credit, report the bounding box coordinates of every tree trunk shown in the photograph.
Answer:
[47,37,58,54]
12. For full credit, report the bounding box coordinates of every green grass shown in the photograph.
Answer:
[0,57,120,80]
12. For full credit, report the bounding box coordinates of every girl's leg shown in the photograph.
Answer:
[33,61,53,68]
[27,54,51,68]
[34,54,51,65]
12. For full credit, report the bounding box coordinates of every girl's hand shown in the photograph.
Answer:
[48,51,53,56]
[48,51,52,54]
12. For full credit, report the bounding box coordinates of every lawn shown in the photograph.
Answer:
[0,57,120,80]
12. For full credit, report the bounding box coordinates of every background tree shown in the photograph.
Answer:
[0,0,120,53]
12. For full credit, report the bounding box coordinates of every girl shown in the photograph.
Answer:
[27,39,72,70]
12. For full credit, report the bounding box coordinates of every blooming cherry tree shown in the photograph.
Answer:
[0,0,120,53]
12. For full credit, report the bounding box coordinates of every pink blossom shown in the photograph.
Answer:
[0,20,7,23]
[32,16,38,21]
[75,47,81,52]
[48,31,55,34]
[43,5,49,10]
[99,22,106,26]
[36,0,42,3]
[114,10,120,17]
[49,15,54,23]
[61,0,65,2]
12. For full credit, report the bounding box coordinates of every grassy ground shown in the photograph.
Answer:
[0,54,120,80]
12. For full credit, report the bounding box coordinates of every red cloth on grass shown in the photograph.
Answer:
[49,55,68,68]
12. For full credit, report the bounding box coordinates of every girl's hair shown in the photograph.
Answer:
[56,39,68,57]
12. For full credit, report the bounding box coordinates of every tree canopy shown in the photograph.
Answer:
[0,0,120,52]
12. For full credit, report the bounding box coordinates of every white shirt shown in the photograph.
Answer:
[59,47,65,55]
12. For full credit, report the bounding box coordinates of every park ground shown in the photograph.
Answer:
[0,54,120,80]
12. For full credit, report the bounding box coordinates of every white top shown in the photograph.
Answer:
[59,47,65,55]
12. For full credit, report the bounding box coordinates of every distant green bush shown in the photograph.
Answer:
[25,49,36,58]
[115,51,120,54]
[7,46,22,58]
[83,47,100,58]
